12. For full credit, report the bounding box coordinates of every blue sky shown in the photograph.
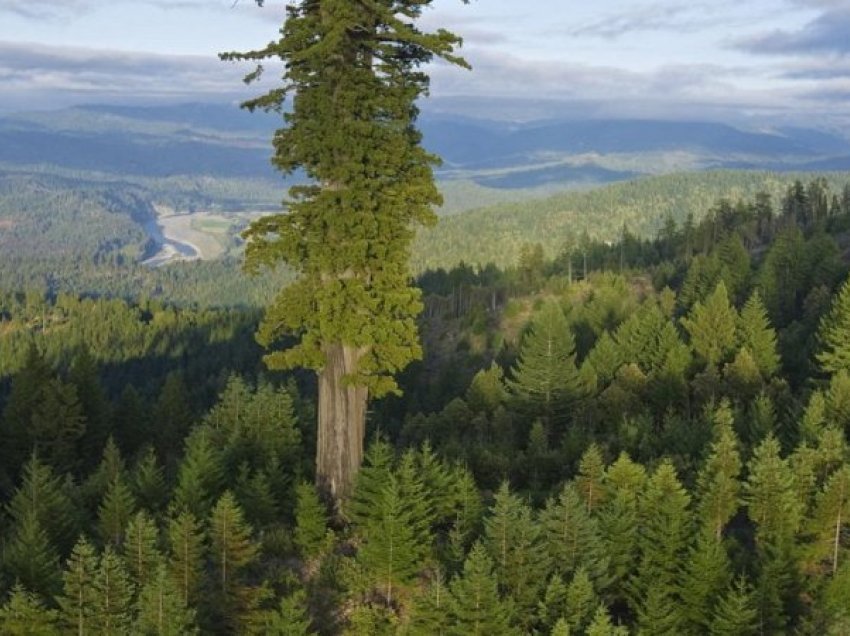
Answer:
[0,0,848,127]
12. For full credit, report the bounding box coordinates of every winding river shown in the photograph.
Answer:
[140,216,200,267]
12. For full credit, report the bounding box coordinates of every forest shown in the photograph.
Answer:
[2,178,850,633]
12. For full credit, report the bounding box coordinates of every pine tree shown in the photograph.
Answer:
[409,571,451,636]
[70,346,110,465]
[134,563,199,636]
[208,491,261,632]
[98,475,137,547]
[348,438,395,527]
[263,590,313,636]
[483,482,551,622]
[628,461,690,632]
[131,446,168,514]
[172,429,225,520]
[564,567,596,633]
[696,401,742,540]
[680,531,732,632]
[222,0,469,505]
[152,372,194,466]
[508,301,585,429]
[537,574,568,631]
[585,604,628,636]
[807,466,850,575]
[738,291,780,378]
[682,281,738,368]
[123,510,161,590]
[817,275,850,376]
[91,546,134,634]
[167,511,206,608]
[357,473,426,606]
[0,584,59,635]
[746,435,803,546]
[709,577,759,636]
[576,444,606,513]
[448,543,515,636]
[466,363,508,416]
[294,482,330,561]
[2,509,60,598]
[58,538,98,635]
[539,483,609,588]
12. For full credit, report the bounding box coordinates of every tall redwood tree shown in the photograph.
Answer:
[222,0,468,506]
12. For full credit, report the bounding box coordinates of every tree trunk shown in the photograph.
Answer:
[316,343,368,508]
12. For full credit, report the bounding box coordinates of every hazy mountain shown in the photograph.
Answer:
[2,102,850,189]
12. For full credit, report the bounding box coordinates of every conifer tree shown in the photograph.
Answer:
[408,571,451,635]
[564,567,596,634]
[3,509,60,598]
[123,510,161,591]
[222,0,469,505]
[448,543,515,636]
[540,483,609,587]
[91,547,134,634]
[294,482,330,561]
[483,482,550,622]
[357,473,426,605]
[680,531,732,632]
[208,491,261,632]
[172,430,225,520]
[167,511,206,608]
[0,583,59,635]
[537,574,568,631]
[585,605,628,636]
[709,577,759,636]
[263,590,313,636]
[682,281,738,368]
[808,465,850,575]
[817,275,850,376]
[98,476,137,547]
[131,446,168,514]
[6,454,77,555]
[348,438,395,526]
[576,444,606,513]
[509,301,585,428]
[58,538,98,635]
[134,563,199,636]
[746,435,803,546]
[738,291,781,378]
[696,401,742,540]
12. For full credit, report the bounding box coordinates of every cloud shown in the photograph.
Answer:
[0,0,102,19]
[737,7,850,56]
[565,2,732,39]
[0,41,269,110]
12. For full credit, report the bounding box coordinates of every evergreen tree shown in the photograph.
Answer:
[0,583,59,635]
[123,510,161,590]
[2,509,60,598]
[508,301,585,429]
[576,444,606,513]
[357,473,426,606]
[69,346,110,464]
[746,435,803,546]
[208,491,261,632]
[167,511,206,608]
[448,543,515,636]
[131,446,168,514]
[409,571,451,635]
[483,482,550,622]
[817,275,850,376]
[172,430,225,520]
[682,281,738,368]
[98,476,137,547]
[709,577,759,636]
[58,538,98,635]
[586,605,628,636]
[539,483,609,588]
[348,438,395,527]
[696,401,742,540]
[263,590,313,636]
[294,482,330,561]
[738,291,780,378]
[223,0,470,505]
[91,547,134,635]
[134,563,199,636]
[680,531,732,632]
[807,465,850,576]
[564,567,596,634]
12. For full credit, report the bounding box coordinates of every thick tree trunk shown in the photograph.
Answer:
[316,343,368,508]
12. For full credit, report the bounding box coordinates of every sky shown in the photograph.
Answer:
[0,0,848,128]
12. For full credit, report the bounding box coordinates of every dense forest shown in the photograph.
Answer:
[2,178,850,633]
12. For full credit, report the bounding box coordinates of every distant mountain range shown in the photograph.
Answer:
[2,102,850,190]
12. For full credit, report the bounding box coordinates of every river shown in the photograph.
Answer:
[140,216,200,267]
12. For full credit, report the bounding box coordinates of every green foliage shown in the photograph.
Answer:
[682,281,738,369]
[123,510,161,590]
[167,511,206,608]
[58,538,99,635]
[134,563,199,635]
[294,482,330,561]
[508,301,585,428]
[448,543,516,635]
[225,0,467,395]
[0,584,59,635]
[709,577,759,635]
[818,275,850,376]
